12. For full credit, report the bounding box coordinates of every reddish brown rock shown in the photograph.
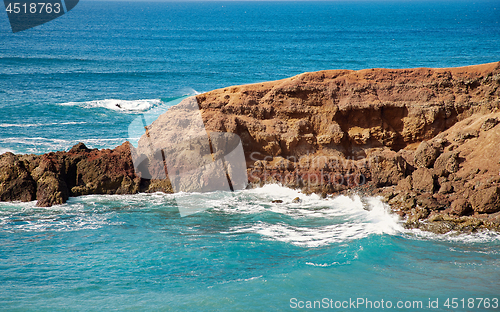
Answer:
[469,186,500,213]
[414,141,441,168]
[433,151,459,176]
[2,62,500,233]
[450,198,472,216]
[0,142,172,207]
[411,168,436,193]
[370,151,408,187]
[36,171,69,207]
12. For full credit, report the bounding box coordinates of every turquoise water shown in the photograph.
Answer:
[1,1,500,311]
[1,186,499,311]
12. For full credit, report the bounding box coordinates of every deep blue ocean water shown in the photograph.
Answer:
[1,1,500,311]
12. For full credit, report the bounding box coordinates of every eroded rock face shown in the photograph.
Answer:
[0,153,36,202]
[2,62,500,233]
[414,141,441,168]
[188,61,500,233]
[196,62,500,161]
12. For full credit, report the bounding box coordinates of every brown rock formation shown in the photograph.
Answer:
[2,62,500,234]
[190,61,500,233]
[0,142,172,207]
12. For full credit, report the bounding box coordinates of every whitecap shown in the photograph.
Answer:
[58,99,162,112]
[305,262,344,267]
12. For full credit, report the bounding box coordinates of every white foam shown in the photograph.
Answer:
[0,137,127,153]
[1,184,497,246]
[58,99,162,112]
[0,200,120,233]
[0,147,14,154]
[305,261,343,267]
[404,228,500,244]
[0,121,87,128]
[215,184,404,247]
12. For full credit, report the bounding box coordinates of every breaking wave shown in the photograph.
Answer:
[1,184,498,247]
[57,99,163,112]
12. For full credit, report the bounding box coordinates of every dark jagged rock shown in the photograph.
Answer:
[0,152,36,202]
[0,142,173,207]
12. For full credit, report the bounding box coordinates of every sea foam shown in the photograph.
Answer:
[58,99,163,112]
[216,184,404,247]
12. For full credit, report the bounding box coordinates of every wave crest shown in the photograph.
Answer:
[58,99,162,112]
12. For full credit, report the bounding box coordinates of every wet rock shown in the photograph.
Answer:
[418,221,456,234]
[0,142,154,207]
[271,199,283,203]
[388,192,416,211]
[292,197,301,203]
[407,206,430,223]
[36,172,69,207]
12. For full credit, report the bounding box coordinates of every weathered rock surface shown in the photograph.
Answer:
[189,61,500,233]
[2,62,500,234]
[0,142,172,207]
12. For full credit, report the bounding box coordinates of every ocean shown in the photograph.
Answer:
[1,1,500,310]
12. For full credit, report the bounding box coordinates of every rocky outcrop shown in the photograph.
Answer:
[381,112,500,233]
[2,62,500,234]
[0,142,172,207]
[189,61,500,233]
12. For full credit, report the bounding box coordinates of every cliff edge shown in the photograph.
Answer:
[191,62,500,233]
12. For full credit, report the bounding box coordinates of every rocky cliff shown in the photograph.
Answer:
[192,61,500,233]
[2,62,500,233]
